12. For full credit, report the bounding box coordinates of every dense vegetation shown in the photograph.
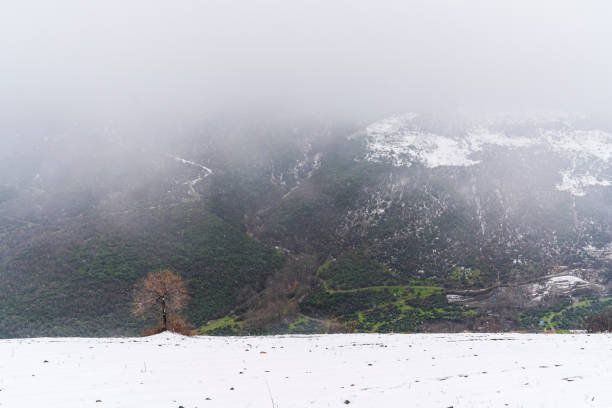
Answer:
[0,203,284,337]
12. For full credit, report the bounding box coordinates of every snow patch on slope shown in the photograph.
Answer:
[365,114,612,196]
[466,127,536,150]
[365,114,478,168]
[556,171,611,197]
[365,116,537,169]
[544,129,612,162]
[529,274,593,301]
[547,275,587,288]
[584,243,612,260]
[544,129,612,196]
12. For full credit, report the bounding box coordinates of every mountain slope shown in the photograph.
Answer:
[1,115,611,336]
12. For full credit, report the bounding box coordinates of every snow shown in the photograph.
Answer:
[543,129,612,196]
[168,154,213,199]
[466,127,537,150]
[281,150,322,200]
[584,243,612,260]
[1,333,611,407]
[365,116,540,169]
[365,115,478,168]
[529,275,594,301]
[543,129,612,163]
[168,155,213,176]
[365,114,612,196]
[547,275,587,288]
[446,294,468,303]
[418,135,479,168]
[365,116,539,169]
[556,171,611,197]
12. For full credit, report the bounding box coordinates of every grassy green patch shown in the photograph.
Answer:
[300,282,472,333]
[519,296,612,331]
[198,315,242,335]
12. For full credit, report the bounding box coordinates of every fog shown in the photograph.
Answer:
[1,0,612,131]
[3,1,612,344]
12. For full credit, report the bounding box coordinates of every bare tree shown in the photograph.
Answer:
[133,269,189,332]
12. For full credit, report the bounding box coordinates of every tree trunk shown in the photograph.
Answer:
[162,299,167,330]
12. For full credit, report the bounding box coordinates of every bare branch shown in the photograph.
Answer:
[132,269,190,331]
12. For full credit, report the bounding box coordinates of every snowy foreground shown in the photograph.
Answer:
[1,333,611,407]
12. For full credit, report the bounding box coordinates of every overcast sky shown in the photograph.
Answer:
[1,0,611,129]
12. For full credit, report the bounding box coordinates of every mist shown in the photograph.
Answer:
[3,0,612,350]
[2,0,612,132]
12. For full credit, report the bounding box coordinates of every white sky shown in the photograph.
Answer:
[1,0,611,126]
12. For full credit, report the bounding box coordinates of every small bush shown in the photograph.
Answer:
[167,316,196,336]
[586,309,612,333]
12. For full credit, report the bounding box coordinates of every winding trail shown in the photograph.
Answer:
[167,154,213,199]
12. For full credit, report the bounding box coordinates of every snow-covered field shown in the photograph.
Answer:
[1,333,610,407]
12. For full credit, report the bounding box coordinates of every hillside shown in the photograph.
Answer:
[1,114,611,337]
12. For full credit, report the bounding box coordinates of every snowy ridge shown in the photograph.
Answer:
[365,114,612,196]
